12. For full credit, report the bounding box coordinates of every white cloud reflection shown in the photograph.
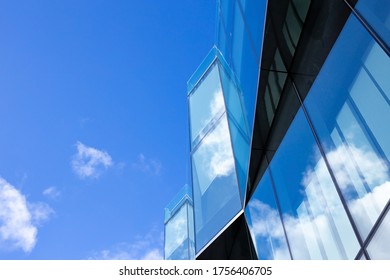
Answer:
[165,205,190,259]
[192,87,237,195]
[248,143,389,259]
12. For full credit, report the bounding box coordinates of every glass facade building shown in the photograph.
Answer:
[165,0,390,260]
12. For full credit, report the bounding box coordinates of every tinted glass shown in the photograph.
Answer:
[269,110,359,259]
[367,211,390,259]
[165,204,190,260]
[189,63,225,146]
[354,0,390,47]
[191,114,242,253]
[219,62,250,201]
[245,170,291,259]
[304,15,390,240]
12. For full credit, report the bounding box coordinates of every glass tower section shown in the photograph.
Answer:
[188,47,249,255]
[164,185,195,260]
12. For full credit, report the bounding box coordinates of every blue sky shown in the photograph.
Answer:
[0,0,215,259]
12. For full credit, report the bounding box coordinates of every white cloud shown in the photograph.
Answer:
[42,187,60,199]
[89,228,163,260]
[131,154,162,176]
[71,141,113,179]
[0,177,53,253]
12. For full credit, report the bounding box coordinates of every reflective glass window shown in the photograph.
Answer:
[304,15,390,240]
[217,0,235,64]
[238,0,267,58]
[269,110,359,259]
[191,114,242,253]
[219,62,250,201]
[367,210,390,259]
[354,0,390,47]
[165,203,190,260]
[189,63,225,146]
[245,170,291,260]
[231,0,260,134]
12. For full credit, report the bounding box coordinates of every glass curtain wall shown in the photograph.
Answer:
[245,0,390,259]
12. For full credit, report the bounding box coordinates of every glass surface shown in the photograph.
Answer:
[218,0,235,64]
[245,170,291,260]
[304,15,390,240]
[165,203,190,260]
[188,203,195,260]
[219,62,250,202]
[354,0,390,47]
[231,0,259,133]
[191,114,242,253]
[367,211,390,259]
[189,63,225,147]
[269,110,359,259]
[239,0,267,58]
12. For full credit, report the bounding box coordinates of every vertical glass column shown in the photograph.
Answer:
[188,48,248,254]
[164,185,195,260]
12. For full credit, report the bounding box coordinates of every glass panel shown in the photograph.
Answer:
[304,15,390,240]
[192,114,242,253]
[165,204,190,260]
[239,0,267,57]
[219,62,250,202]
[367,211,390,259]
[269,110,359,259]
[359,254,367,260]
[245,170,291,260]
[218,0,235,64]
[188,202,195,259]
[354,0,390,47]
[189,63,225,146]
[231,0,259,134]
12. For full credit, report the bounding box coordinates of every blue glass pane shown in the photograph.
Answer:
[231,0,259,132]
[189,63,225,147]
[355,0,390,48]
[239,0,267,58]
[165,203,190,260]
[218,0,235,64]
[270,110,359,259]
[304,15,390,240]
[191,114,242,253]
[219,62,250,201]
[187,203,195,259]
[245,170,291,260]
[367,211,390,259]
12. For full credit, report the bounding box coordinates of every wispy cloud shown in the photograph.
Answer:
[131,154,162,176]
[71,141,113,179]
[89,228,163,260]
[0,177,53,253]
[42,187,61,199]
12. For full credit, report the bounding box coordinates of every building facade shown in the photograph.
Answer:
[166,0,390,260]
